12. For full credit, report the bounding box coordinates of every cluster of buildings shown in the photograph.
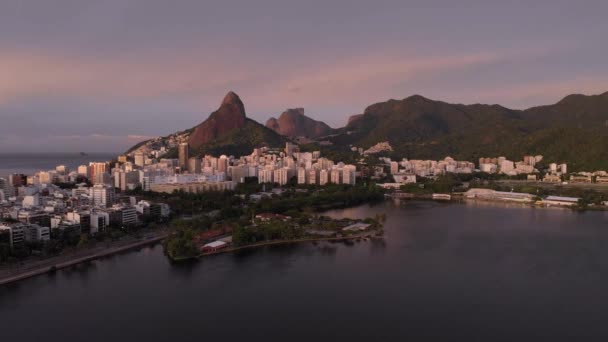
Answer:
[479,155,551,176]
[389,157,476,177]
[0,170,170,250]
[376,157,475,188]
[125,142,358,194]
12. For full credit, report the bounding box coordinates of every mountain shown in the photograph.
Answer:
[126,90,608,170]
[266,108,334,139]
[188,91,287,156]
[189,91,248,149]
[127,92,287,158]
[329,92,608,171]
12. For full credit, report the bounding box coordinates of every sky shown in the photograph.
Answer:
[1,0,607,153]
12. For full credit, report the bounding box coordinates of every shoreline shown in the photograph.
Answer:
[0,233,168,286]
[390,192,607,211]
[170,231,382,261]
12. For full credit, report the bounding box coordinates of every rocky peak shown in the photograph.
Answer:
[266,108,334,138]
[188,91,248,149]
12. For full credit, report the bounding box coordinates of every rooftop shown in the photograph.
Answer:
[203,241,227,248]
[545,196,580,202]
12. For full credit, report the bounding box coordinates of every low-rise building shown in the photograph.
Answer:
[543,174,561,183]
[542,196,580,207]
[201,240,228,253]
[570,175,592,183]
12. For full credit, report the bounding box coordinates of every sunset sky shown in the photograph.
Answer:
[1,0,607,153]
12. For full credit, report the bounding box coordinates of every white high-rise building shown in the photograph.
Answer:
[308,169,318,185]
[297,168,307,185]
[90,184,115,208]
[342,167,356,185]
[330,169,341,184]
[273,168,290,185]
[319,169,329,185]
[258,169,274,184]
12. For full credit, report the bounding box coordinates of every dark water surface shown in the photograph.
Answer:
[0,153,116,177]
[3,200,608,341]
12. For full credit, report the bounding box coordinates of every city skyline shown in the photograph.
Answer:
[1,0,608,153]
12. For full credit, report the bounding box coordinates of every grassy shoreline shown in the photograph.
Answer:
[169,230,383,262]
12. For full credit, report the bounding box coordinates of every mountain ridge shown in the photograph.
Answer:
[265,108,334,139]
[330,91,608,170]
[126,90,608,170]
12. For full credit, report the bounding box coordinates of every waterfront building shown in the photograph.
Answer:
[21,223,50,243]
[0,224,25,248]
[543,174,561,183]
[570,175,592,183]
[90,210,110,234]
[596,176,608,184]
[465,188,535,203]
[109,206,138,229]
[66,211,92,235]
[542,196,580,207]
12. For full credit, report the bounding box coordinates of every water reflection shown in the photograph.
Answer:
[5,201,608,341]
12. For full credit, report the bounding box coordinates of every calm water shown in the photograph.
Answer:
[3,201,608,341]
[0,153,116,177]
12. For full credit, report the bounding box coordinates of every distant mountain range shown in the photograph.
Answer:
[127,90,608,170]
[331,92,608,170]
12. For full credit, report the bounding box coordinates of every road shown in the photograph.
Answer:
[0,229,169,286]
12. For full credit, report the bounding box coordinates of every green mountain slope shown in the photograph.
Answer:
[330,92,608,171]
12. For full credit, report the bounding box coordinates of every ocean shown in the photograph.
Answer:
[0,153,117,177]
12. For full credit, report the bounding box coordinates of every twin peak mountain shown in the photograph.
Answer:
[188,91,334,153]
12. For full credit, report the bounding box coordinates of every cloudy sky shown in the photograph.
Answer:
[1,0,607,153]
